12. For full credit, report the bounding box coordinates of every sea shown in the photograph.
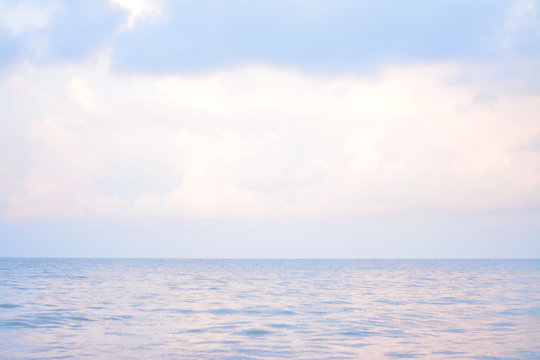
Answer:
[1,259,539,359]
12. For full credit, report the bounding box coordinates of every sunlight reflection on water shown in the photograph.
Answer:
[1,259,539,359]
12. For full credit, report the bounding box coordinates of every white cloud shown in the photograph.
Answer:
[1,56,539,220]
[67,76,96,110]
[0,0,61,35]
[109,0,163,30]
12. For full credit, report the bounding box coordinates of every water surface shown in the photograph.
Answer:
[1,259,539,359]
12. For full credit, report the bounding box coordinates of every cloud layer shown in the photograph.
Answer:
[1,54,539,220]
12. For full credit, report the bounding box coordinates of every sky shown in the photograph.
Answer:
[0,0,539,258]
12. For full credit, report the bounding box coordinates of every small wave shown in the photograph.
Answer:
[0,303,21,309]
[527,306,540,316]
[145,308,196,314]
[208,308,295,316]
[385,329,405,337]
[375,299,406,305]
[442,328,466,333]
[1,321,38,329]
[440,297,482,305]
[239,329,271,336]
[209,308,239,315]
[5,313,95,328]
[103,315,132,321]
[433,351,465,355]
[490,322,516,327]
[350,343,370,348]
[68,316,94,322]
[321,300,352,305]
[275,310,296,316]
[338,330,373,337]
[385,352,417,358]
[307,310,329,315]
[267,323,296,329]
[170,308,197,314]
[186,328,205,333]
[341,307,361,312]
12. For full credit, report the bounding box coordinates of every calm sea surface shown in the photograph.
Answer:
[1,259,539,359]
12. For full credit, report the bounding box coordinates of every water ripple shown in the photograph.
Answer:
[0,258,538,359]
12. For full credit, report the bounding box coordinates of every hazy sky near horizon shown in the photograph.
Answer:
[1,0,539,257]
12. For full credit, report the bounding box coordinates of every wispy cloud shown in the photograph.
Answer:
[109,0,163,30]
[0,0,61,35]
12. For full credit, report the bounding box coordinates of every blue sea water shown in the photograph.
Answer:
[0,259,539,359]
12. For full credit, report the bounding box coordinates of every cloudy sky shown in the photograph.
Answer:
[1,0,539,257]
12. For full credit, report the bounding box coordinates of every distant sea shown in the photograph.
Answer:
[1,259,539,359]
